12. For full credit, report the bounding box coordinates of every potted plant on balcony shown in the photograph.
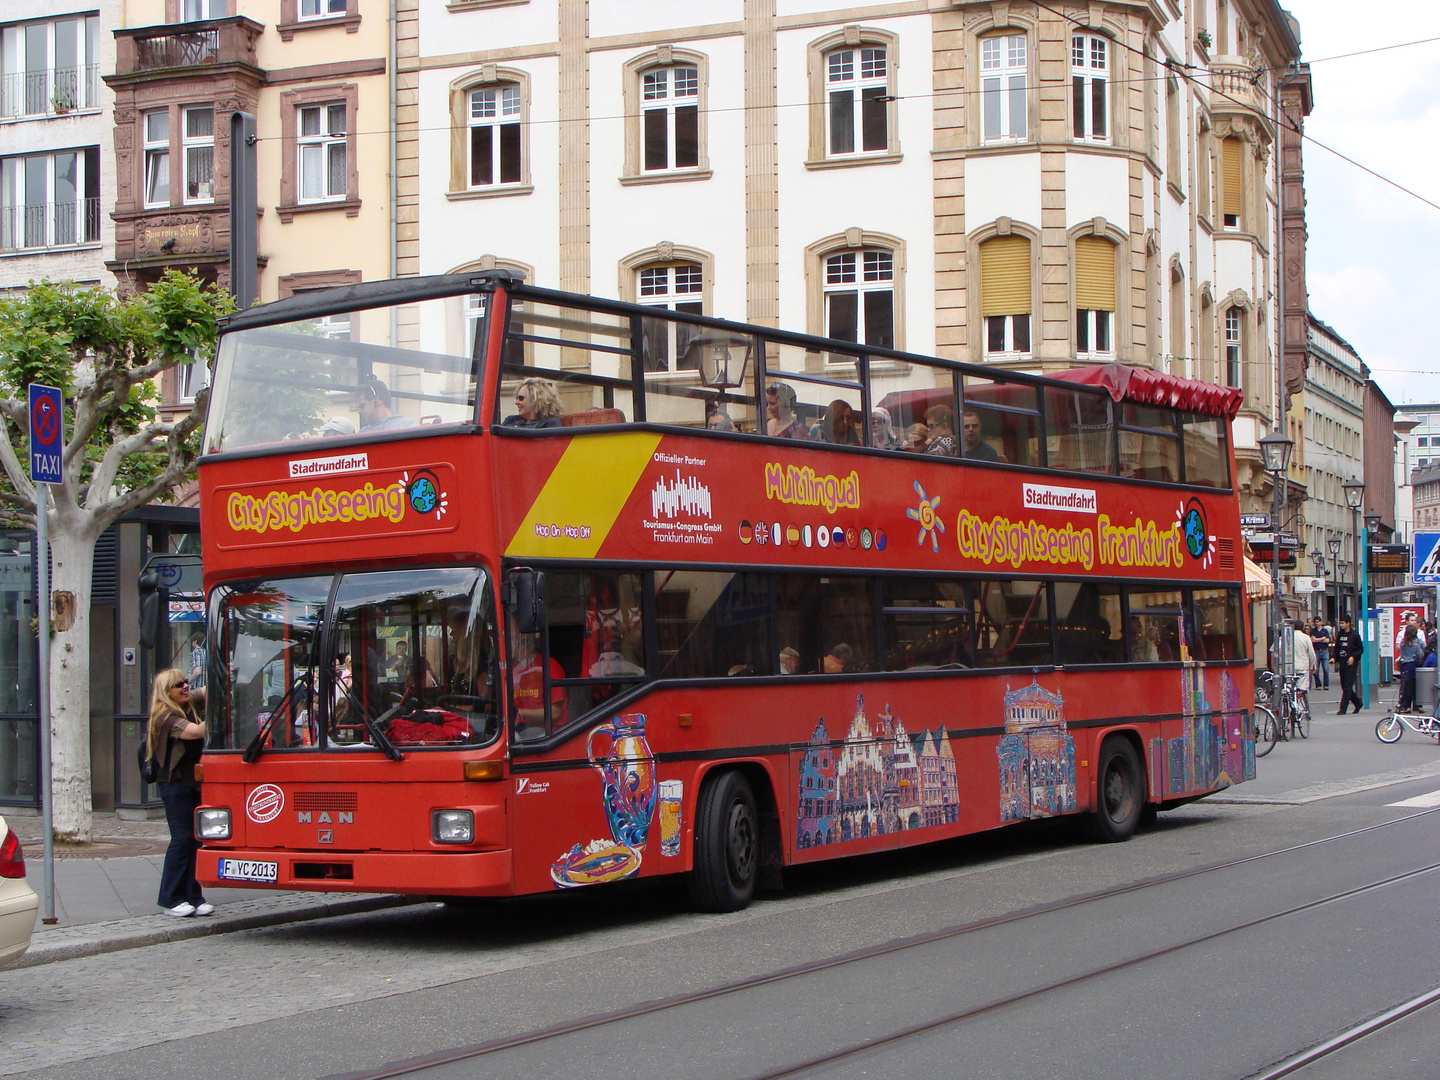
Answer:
[1197,28,1212,51]
[50,89,75,114]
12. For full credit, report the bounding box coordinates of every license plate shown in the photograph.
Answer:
[217,858,278,883]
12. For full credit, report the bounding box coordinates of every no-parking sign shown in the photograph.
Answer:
[1414,532,1440,584]
[28,383,63,484]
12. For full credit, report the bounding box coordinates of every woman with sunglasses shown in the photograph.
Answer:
[148,669,214,917]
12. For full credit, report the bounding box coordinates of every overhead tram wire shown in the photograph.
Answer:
[305,807,1440,1080]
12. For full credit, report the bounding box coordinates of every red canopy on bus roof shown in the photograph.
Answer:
[1055,364,1244,420]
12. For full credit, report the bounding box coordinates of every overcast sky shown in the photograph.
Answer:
[1284,0,1440,407]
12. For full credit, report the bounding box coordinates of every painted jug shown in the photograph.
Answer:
[586,712,657,848]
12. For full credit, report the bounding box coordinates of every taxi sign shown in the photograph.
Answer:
[28,383,63,484]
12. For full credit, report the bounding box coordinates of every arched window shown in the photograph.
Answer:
[980,33,1027,143]
[1071,33,1109,143]
[448,67,531,197]
[807,29,899,165]
[824,247,894,348]
[1224,306,1243,387]
[980,235,1031,355]
[623,49,710,181]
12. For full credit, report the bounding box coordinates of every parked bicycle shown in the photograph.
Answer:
[1375,710,1440,744]
[1253,670,1308,753]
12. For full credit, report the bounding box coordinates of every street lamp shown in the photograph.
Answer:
[1311,550,1325,619]
[1327,536,1342,622]
[1342,479,1365,620]
[1258,431,1294,688]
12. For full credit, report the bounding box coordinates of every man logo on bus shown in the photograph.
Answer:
[1178,499,1216,568]
[405,470,448,519]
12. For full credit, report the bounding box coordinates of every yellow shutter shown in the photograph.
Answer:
[1222,137,1243,217]
[1073,236,1115,311]
[980,236,1031,317]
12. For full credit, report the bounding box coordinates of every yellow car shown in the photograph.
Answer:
[0,817,37,967]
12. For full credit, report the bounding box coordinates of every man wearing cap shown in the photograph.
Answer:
[356,378,416,432]
[320,416,355,437]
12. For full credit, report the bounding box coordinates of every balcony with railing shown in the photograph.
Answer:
[1209,58,1268,123]
[113,17,263,79]
[0,66,101,119]
[0,198,102,253]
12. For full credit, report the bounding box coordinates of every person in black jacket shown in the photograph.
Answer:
[1334,615,1364,714]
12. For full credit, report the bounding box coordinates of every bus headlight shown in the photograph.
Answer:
[196,808,232,841]
[432,810,474,844]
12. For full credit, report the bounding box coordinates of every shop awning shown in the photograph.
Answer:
[1244,555,1276,599]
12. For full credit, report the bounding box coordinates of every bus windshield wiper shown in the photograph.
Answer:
[242,674,313,764]
[335,680,404,761]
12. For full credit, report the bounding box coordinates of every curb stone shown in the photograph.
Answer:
[13,893,425,969]
[1207,759,1440,806]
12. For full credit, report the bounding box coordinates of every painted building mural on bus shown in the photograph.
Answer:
[997,682,1078,822]
[1150,667,1251,795]
[796,695,958,848]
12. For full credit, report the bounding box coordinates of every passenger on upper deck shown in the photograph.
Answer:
[960,410,1000,462]
[503,378,564,429]
[869,407,898,449]
[355,377,417,433]
[815,400,861,445]
[924,406,957,457]
[707,407,737,432]
[766,383,808,440]
[904,423,928,453]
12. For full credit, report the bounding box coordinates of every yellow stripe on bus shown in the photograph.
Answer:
[505,432,663,558]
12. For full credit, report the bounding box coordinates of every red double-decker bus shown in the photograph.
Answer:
[194,272,1254,911]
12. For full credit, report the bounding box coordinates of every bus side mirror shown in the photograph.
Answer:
[138,568,167,649]
[510,569,546,636]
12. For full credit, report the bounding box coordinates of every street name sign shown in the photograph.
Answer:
[28,384,63,484]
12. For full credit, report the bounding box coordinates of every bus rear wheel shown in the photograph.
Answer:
[687,770,758,913]
[1086,736,1144,843]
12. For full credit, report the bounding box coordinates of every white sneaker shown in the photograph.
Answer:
[165,902,196,917]
[193,902,215,916]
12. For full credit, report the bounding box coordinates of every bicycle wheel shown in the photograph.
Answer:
[1254,705,1278,757]
[1376,714,1404,744]
[1295,695,1311,739]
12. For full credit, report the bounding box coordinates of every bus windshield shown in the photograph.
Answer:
[207,566,500,752]
[204,294,481,454]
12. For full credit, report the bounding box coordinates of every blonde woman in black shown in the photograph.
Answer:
[148,668,214,917]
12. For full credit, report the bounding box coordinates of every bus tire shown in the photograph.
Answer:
[1086,736,1144,843]
[687,770,758,913]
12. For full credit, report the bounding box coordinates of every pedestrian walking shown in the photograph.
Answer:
[148,668,214,918]
[1397,616,1425,712]
[1291,620,1317,689]
[1310,617,1332,689]
[1334,615,1364,715]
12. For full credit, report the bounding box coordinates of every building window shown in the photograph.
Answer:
[178,354,210,402]
[183,107,215,204]
[0,147,100,251]
[1165,77,1182,191]
[182,0,227,19]
[470,84,523,187]
[642,65,699,172]
[1224,306,1242,387]
[299,0,346,18]
[980,235,1031,355]
[1221,136,1243,229]
[638,263,705,370]
[824,249,894,349]
[0,15,100,117]
[1074,236,1115,357]
[981,34,1027,143]
[825,47,887,157]
[144,111,170,208]
[1071,34,1108,142]
[298,102,346,203]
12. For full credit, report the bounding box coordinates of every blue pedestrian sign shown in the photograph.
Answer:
[27,384,63,485]
[1415,532,1440,584]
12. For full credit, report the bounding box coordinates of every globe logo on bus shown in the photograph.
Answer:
[408,476,437,513]
[1177,499,1216,568]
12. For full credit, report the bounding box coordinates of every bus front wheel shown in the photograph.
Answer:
[1086,736,1144,843]
[687,770,758,913]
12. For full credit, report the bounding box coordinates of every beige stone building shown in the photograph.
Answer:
[397,0,1305,514]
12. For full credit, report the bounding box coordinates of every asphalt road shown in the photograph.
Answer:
[6,696,1440,1080]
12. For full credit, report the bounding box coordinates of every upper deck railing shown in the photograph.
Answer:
[208,272,1241,490]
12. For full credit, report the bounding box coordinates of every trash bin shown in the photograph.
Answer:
[1418,668,1438,714]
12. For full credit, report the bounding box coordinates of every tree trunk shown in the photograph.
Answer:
[48,523,99,843]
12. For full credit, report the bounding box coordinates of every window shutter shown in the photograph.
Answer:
[980,236,1031,316]
[1074,236,1115,310]
[1222,137,1243,216]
